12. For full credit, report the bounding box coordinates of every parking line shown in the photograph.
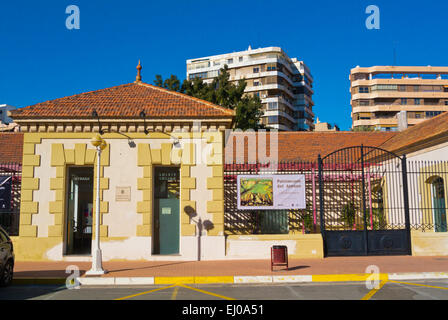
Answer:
[389,280,448,290]
[361,280,387,300]
[115,284,177,300]
[178,284,236,300]
[171,286,180,300]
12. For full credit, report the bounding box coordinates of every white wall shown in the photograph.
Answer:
[34,137,225,261]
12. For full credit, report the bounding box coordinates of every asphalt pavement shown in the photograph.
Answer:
[2,279,448,300]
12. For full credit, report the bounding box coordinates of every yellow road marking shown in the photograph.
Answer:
[194,276,234,284]
[178,284,236,300]
[390,280,448,290]
[115,284,177,300]
[171,286,180,300]
[313,273,388,283]
[155,277,195,285]
[361,280,388,300]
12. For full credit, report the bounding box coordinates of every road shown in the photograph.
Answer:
[1,279,448,300]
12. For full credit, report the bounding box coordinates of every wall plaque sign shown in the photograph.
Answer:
[116,186,131,202]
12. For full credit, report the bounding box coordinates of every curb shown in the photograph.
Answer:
[12,272,448,286]
[12,278,66,285]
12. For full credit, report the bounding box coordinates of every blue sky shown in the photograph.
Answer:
[1,0,447,130]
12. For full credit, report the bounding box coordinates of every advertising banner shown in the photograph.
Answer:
[237,174,306,210]
[0,176,12,210]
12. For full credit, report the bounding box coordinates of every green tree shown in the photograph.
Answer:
[153,74,181,92]
[181,77,210,100]
[153,66,264,130]
[163,75,181,92]
[153,74,164,87]
[234,95,264,130]
[341,202,356,228]
[352,125,375,132]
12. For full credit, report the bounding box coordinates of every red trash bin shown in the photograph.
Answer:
[271,245,288,271]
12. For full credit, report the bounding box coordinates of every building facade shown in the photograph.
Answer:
[381,112,448,255]
[186,47,315,131]
[313,118,340,132]
[350,66,448,131]
[3,65,447,261]
[9,69,235,261]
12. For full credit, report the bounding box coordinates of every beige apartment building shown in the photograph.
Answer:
[351,66,448,131]
[186,46,315,131]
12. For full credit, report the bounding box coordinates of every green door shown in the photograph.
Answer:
[65,167,94,255]
[433,177,447,232]
[154,167,180,254]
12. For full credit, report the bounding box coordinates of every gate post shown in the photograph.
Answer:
[401,155,412,255]
[360,145,368,255]
[318,155,326,247]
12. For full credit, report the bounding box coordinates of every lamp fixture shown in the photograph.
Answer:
[140,109,180,148]
[92,109,104,135]
[139,110,149,134]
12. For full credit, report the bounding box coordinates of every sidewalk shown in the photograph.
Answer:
[12,256,448,285]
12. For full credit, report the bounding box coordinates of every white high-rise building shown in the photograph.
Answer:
[186,47,315,131]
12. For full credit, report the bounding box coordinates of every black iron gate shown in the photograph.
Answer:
[318,145,411,256]
[0,162,21,236]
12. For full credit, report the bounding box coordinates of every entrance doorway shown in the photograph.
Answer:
[318,145,411,256]
[65,167,94,255]
[153,167,180,255]
[432,177,447,232]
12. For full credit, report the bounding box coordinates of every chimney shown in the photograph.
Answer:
[397,111,408,131]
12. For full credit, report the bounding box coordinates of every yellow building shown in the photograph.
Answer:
[9,66,234,261]
[351,66,448,131]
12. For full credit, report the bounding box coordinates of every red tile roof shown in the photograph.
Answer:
[380,111,448,154]
[10,82,235,119]
[0,133,23,163]
[225,131,397,163]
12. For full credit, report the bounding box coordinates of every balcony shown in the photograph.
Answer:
[351,78,448,87]
[262,96,296,112]
[264,110,297,124]
[352,104,448,113]
[352,91,448,100]
[353,118,397,126]
[187,56,297,78]
[353,115,439,127]
[245,83,295,99]
[293,80,314,95]
[235,70,295,87]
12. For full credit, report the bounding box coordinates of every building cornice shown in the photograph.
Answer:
[385,130,448,156]
[351,66,448,75]
[14,118,233,133]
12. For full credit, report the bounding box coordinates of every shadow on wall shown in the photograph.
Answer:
[184,205,214,261]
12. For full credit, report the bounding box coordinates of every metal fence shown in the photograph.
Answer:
[224,159,448,236]
[407,160,448,232]
[318,146,408,232]
[224,162,321,235]
[0,162,21,236]
[0,159,446,238]
[318,146,411,256]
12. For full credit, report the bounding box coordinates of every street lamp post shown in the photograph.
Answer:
[86,134,107,275]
